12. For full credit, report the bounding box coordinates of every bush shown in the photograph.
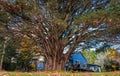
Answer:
[104,58,120,71]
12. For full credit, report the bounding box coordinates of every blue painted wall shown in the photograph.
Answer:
[69,52,87,66]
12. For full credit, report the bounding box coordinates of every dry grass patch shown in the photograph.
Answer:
[0,71,120,76]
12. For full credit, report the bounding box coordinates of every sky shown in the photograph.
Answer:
[111,44,120,53]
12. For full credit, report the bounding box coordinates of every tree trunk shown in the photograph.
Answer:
[0,40,7,70]
[44,57,67,71]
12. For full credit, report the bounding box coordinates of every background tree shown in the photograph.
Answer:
[0,0,120,70]
[2,39,16,71]
[0,37,5,70]
[82,50,97,64]
[0,37,10,70]
[95,48,120,71]
[105,48,120,71]
[15,37,40,71]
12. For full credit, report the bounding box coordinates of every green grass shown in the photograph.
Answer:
[0,71,120,76]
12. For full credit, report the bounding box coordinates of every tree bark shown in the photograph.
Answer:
[44,56,67,70]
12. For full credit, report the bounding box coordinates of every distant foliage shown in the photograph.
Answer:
[82,50,97,64]
[95,48,120,71]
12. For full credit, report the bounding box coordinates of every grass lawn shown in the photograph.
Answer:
[0,71,120,76]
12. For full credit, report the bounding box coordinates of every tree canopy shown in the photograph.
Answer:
[0,0,120,70]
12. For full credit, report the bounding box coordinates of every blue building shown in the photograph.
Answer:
[69,52,87,66]
[37,62,44,71]
[66,52,101,72]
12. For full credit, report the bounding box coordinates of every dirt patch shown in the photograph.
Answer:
[0,73,9,76]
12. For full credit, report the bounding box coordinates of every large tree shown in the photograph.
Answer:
[0,0,120,70]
